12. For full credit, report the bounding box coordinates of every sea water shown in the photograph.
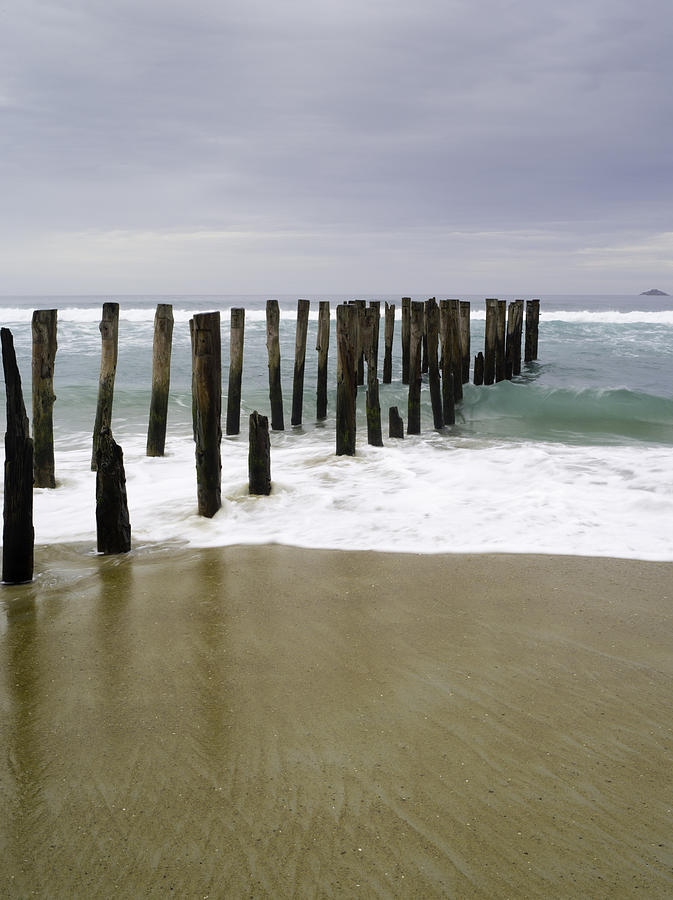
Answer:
[1,294,672,560]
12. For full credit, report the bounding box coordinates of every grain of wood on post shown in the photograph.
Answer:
[483,298,498,386]
[439,300,452,424]
[291,299,310,427]
[425,298,443,430]
[459,301,471,383]
[1,327,34,584]
[96,427,131,554]
[225,307,245,436]
[495,299,507,382]
[91,302,119,470]
[336,304,357,456]
[316,301,330,420]
[191,312,222,518]
[401,297,411,384]
[248,411,271,495]
[525,299,541,362]
[31,309,58,487]
[448,300,463,403]
[369,300,381,378]
[146,303,174,455]
[383,302,395,384]
[407,301,424,435]
[362,307,383,447]
[511,300,524,375]
[266,300,284,430]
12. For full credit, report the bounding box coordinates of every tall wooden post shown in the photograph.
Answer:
[191,312,222,518]
[421,304,429,374]
[316,301,330,420]
[354,300,366,386]
[225,308,245,436]
[96,427,131,554]
[425,298,443,430]
[474,352,484,386]
[407,301,424,435]
[525,299,540,362]
[484,298,497,386]
[495,299,507,382]
[448,300,463,404]
[439,300,452,424]
[362,307,383,447]
[383,302,395,384]
[291,299,310,426]
[91,302,119,470]
[369,300,381,379]
[1,328,34,583]
[389,406,405,438]
[31,309,58,487]
[146,303,174,455]
[266,300,284,431]
[511,300,524,375]
[401,297,411,384]
[248,411,271,495]
[459,301,471,384]
[336,304,357,456]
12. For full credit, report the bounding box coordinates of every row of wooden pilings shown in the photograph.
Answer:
[1,297,540,583]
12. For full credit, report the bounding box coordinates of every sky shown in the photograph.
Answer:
[1,0,671,295]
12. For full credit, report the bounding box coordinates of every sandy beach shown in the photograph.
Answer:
[1,544,672,898]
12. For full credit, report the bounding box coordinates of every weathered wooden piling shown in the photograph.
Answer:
[439,301,452,423]
[407,301,424,435]
[1,328,34,583]
[474,352,485,385]
[421,305,429,375]
[316,301,330,420]
[146,303,174,455]
[495,299,507,382]
[91,302,119,470]
[525,299,540,362]
[443,372,456,425]
[448,300,464,403]
[505,300,524,379]
[95,427,131,554]
[460,301,471,383]
[483,298,498,386]
[425,298,443,430]
[291,299,310,427]
[348,300,366,387]
[248,411,271,495]
[383,302,395,384]
[336,304,357,456]
[266,300,284,431]
[362,307,383,446]
[369,300,381,378]
[191,312,222,518]
[31,309,57,487]
[225,307,245,436]
[389,407,404,438]
[401,297,411,384]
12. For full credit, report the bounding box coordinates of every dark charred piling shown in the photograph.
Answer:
[1,328,34,583]
[448,300,464,403]
[31,309,57,487]
[336,304,357,456]
[266,300,284,431]
[421,305,429,374]
[369,300,381,377]
[316,301,330,420]
[225,307,245,436]
[291,299,310,427]
[439,301,451,423]
[146,303,174,455]
[248,411,271,495]
[91,302,119,470]
[459,301,471,383]
[525,298,541,362]
[383,302,395,383]
[389,407,404,438]
[401,297,411,384]
[474,352,485,386]
[506,300,524,380]
[425,298,443,430]
[191,312,222,518]
[362,307,383,447]
[95,427,131,554]
[407,301,424,435]
[495,299,507,382]
[484,298,498,386]
[348,300,366,387]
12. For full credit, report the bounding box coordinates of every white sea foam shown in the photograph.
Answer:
[30,430,673,561]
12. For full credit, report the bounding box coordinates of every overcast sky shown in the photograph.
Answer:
[1,0,671,295]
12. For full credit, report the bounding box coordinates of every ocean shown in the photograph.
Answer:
[1,294,672,560]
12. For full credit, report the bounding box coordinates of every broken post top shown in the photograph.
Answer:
[1,328,29,441]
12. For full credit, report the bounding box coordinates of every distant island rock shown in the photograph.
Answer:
[640,288,669,296]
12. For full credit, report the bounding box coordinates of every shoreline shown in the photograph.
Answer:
[2,545,673,897]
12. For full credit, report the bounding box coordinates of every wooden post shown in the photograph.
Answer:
[439,300,452,424]
[525,299,541,362]
[421,304,429,374]
[505,302,518,380]
[495,299,507,382]
[389,406,404,438]
[407,301,424,434]
[316,301,330,420]
[225,307,245,436]
[484,298,497,385]
[362,307,383,447]
[31,309,57,487]
[369,300,381,379]
[425,298,443,430]
[91,302,119,470]
[383,302,395,384]
[96,427,131,554]
[189,318,197,442]
[512,300,524,375]
[443,372,456,425]
[448,300,463,403]
[401,297,411,384]
[474,352,484,386]
[266,300,284,430]
[1,328,34,583]
[459,301,471,384]
[291,298,310,426]
[248,411,271,495]
[336,304,357,456]
[191,312,222,518]
[146,303,174,455]
[355,300,366,386]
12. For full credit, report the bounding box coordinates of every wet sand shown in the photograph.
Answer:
[1,545,672,898]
